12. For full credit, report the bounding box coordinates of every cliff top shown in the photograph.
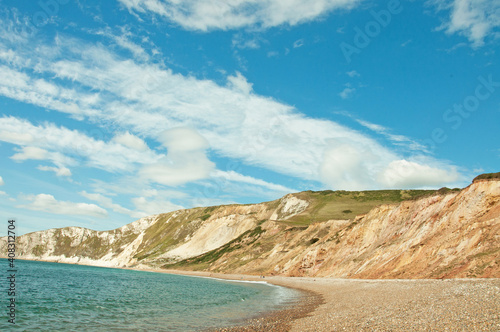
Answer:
[472,172,500,183]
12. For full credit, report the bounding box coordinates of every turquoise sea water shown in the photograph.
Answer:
[0,259,299,331]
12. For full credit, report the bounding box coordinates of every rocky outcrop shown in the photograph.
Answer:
[1,176,499,278]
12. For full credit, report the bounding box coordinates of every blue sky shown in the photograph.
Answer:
[0,0,499,235]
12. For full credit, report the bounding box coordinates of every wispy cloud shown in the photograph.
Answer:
[118,0,361,31]
[401,39,412,47]
[139,127,215,186]
[346,70,360,77]
[112,132,149,152]
[90,26,152,61]
[431,0,500,47]
[355,118,428,153]
[232,33,263,49]
[267,51,279,57]
[18,194,108,218]
[131,196,184,218]
[37,165,72,177]
[339,86,356,99]
[0,117,160,174]
[379,159,460,188]
[0,15,462,192]
[211,170,295,194]
[81,191,133,215]
[293,39,304,48]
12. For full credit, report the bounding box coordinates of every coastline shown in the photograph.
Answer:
[128,268,325,331]
[136,268,500,331]
[8,259,500,331]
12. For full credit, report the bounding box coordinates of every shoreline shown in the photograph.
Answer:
[135,268,500,331]
[127,268,326,331]
[6,259,500,331]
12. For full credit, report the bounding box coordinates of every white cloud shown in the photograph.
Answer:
[320,148,461,190]
[0,176,4,185]
[81,188,185,220]
[18,194,108,218]
[0,65,101,118]
[293,39,304,48]
[37,166,72,177]
[401,39,412,47]
[0,117,159,173]
[227,71,253,95]
[432,0,500,47]
[232,33,262,49]
[0,28,462,191]
[131,196,184,218]
[378,160,461,188]
[140,127,215,186]
[320,143,378,190]
[346,70,360,77]
[12,146,49,161]
[339,86,356,99]
[112,132,149,151]
[80,191,133,216]
[11,146,73,169]
[355,118,428,152]
[356,119,387,133]
[211,170,295,193]
[118,0,360,31]
[104,27,150,60]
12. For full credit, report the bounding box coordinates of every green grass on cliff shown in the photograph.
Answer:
[282,189,435,226]
[133,208,210,261]
[473,172,500,182]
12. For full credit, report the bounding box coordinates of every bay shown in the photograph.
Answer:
[0,259,299,331]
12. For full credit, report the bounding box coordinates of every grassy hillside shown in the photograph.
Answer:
[473,172,500,182]
[133,206,229,262]
[163,189,441,271]
[163,181,500,279]
[281,189,435,226]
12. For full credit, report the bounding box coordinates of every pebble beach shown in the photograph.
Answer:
[159,270,500,332]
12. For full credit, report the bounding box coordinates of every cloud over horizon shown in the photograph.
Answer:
[2,0,494,236]
[0,23,463,193]
[18,194,108,218]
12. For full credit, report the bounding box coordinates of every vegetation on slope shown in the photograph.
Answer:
[158,180,499,278]
[134,207,217,261]
[473,172,500,182]
[282,189,435,226]
[162,223,267,270]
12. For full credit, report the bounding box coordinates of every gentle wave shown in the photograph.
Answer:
[0,259,300,331]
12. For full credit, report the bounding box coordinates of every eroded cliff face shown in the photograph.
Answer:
[164,180,499,278]
[269,180,500,279]
[0,201,289,267]
[1,180,499,278]
[1,215,160,267]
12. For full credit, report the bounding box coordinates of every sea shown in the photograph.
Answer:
[0,259,300,331]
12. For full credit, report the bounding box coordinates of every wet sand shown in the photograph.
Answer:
[146,269,500,331]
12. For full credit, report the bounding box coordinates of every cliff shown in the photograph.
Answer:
[1,176,499,279]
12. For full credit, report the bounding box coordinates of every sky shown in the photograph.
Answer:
[0,0,499,235]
